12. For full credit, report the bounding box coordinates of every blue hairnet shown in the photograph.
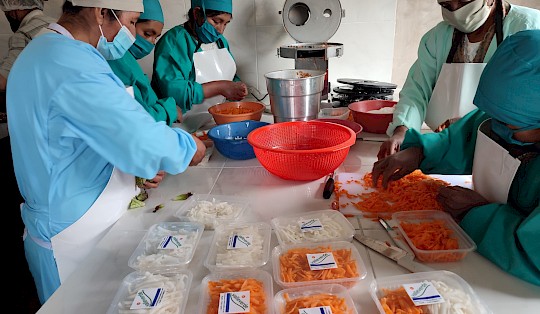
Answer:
[191,0,232,14]
[0,0,43,11]
[139,0,164,23]
[474,29,540,128]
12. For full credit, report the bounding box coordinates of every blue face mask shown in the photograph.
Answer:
[97,10,136,60]
[195,16,221,44]
[129,34,155,60]
[491,119,537,146]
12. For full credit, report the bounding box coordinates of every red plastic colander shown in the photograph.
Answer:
[247,121,356,181]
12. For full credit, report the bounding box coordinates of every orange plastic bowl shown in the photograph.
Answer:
[208,101,265,125]
[348,100,397,134]
[247,121,356,181]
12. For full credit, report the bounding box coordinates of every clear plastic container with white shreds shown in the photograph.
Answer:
[204,221,272,272]
[271,209,355,246]
[106,269,192,314]
[274,284,359,314]
[128,221,204,272]
[174,194,250,230]
[370,270,492,314]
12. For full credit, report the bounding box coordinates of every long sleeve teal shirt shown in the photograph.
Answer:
[151,25,241,114]
[108,51,178,125]
[402,109,540,286]
[387,5,540,136]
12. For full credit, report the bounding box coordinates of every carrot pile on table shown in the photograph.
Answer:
[335,170,449,218]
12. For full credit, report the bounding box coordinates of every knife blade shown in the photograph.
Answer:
[354,234,432,273]
[379,217,414,255]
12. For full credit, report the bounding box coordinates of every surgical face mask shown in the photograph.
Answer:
[491,119,536,146]
[195,16,221,44]
[96,10,136,60]
[129,34,155,60]
[442,0,492,33]
[5,14,21,32]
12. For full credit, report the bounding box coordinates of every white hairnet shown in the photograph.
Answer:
[0,0,44,12]
[69,0,143,13]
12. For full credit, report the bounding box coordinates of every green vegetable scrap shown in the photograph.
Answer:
[153,204,164,213]
[135,189,148,201]
[135,176,147,188]
[173,192,193,201]
[129,198,145,209]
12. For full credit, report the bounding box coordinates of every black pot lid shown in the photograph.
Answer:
[337,78,397,90]
[282,0,343,43]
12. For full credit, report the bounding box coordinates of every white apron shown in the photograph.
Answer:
[51,167,139,282]
[181,45,236,132]
[426,63,486,131]
[472,120,521,204]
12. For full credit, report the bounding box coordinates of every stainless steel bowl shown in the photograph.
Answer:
[264,69,326,122]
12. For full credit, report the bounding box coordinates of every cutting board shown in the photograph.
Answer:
[334,172,473,217]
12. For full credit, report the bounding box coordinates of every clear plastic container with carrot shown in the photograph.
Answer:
[274,284,359,314]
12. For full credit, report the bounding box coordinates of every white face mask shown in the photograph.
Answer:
[441,0,493,33]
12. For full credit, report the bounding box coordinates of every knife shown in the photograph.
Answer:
[354,234,432,273]
[379,217,414,255]
[323,172,335,199]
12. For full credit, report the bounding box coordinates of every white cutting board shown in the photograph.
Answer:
[334,172,473,217]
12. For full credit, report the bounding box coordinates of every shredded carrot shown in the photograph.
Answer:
[400,220,462,262]
[206,278,267,314]
[379,287,425,314]
[193,131,208,141]
[279,246,360,288]
[282,293,352,314]
[335,170,450,219]
[216,107,256,115]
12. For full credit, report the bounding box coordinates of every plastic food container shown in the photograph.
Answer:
[174,194,250,230]
[318,107,350,120]
[128,221,204,272]
[198,269,274,314]
[106,269,192,314]
[369,270,492,314]
[272,241,367,289]
[392,210,476,262]
[204,222,272,272]
[274,284,359,314]
[271,209,355,246]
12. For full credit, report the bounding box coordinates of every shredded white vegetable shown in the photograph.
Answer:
[213,225,264,267]
[116,272,189,314]
[186,199,243,229]
[366,107,395,114]
[133,225,200,269]
[423,280,482,314]
[275,214,347,245]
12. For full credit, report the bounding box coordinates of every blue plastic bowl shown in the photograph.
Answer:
[208,120,270,160]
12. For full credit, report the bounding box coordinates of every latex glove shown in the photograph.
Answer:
[189,134,208,166]
[437,185,489,222]
[222,81,248,100]
[377,125,408,160]
[142,170,166,189]
[435,117,460,133]
[371,146,423,189]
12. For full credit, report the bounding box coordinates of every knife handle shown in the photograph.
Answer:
[323,177,335,199]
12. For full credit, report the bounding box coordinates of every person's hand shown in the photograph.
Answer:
[371,146,423,189]
[189,135,208,166]
[437,186,489,222]
[142,170,166,189]
[435,117,460,133]
[377,125,408,160]
[222,81,248,100]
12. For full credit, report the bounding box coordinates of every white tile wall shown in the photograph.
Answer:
[1,0,398,93]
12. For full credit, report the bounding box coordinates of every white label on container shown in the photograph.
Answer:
[299,218,323,232]
[227,234,253,249]
[402,281,445,306]
[299,306,333,314]
[307,252,337,270]
[130,287,165,309]
[218,291,250,313]
[158,235,191,250]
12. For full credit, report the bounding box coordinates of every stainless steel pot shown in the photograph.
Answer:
[264,69,325,122]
